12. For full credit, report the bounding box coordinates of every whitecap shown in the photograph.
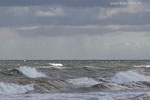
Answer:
[39,66,66,69]
[110,70,150,84]
[18,66,47,78]
[134,65,150,68]
[0,82,34,94]
[44,63,65,69]
[49,63,63,67]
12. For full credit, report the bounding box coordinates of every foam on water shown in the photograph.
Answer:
[18,66,47,78]
[0,82,34,94]
[39,66,66,69]
[49,63,63,67]
[46,63,65,69]
[67,77,100,87]
[110,70,150,84]
[134,65,150,68]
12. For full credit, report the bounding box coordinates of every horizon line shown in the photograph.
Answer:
[0,59,150,61]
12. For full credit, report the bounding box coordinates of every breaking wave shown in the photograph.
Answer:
[49,63,63,67]
[0,82,34,94]
[110,70,150,84]
[18,66,47,78]
[46,63,65,69]
[134,65,150,68]
[67,77,100,87]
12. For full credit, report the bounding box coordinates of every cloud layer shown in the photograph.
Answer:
[0,0,117,7]
[0,0,150,59]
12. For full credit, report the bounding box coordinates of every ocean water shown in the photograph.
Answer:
[0,60,150,100]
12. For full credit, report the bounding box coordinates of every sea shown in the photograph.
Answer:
[0,60,150,100]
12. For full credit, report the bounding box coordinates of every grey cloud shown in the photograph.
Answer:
[0,0,125,7]
[15,24,150,38]
[0,0,150,60]
[0,1,150,37]
[0,6,150,28]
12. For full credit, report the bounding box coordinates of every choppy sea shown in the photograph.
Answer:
[0,60,150,100]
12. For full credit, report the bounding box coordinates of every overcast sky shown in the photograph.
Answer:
[0,0,150,60]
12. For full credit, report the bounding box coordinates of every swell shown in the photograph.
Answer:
[0,65,150,94]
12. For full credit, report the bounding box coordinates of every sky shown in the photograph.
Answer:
[0,0,150,60]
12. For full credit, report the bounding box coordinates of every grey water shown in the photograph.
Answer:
[0,60,150,100]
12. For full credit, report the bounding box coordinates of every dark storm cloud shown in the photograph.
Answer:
[0,0,123,7]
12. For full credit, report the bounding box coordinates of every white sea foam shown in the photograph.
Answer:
[67,77,100,87]
[134,65,150,68]
[18,66,47,78]
[49,63,63,67]
[110,70,150,84]
[0,82,34,94]
[46,63,65,69]
[39,66,66,69]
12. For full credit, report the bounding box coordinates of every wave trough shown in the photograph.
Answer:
[67,77,100,87]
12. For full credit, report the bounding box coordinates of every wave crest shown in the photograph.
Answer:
[49,63,63,67]
[134,65,150,68]
[110,70,150,84]
[0,82,34,94]
[18,66,47,78]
